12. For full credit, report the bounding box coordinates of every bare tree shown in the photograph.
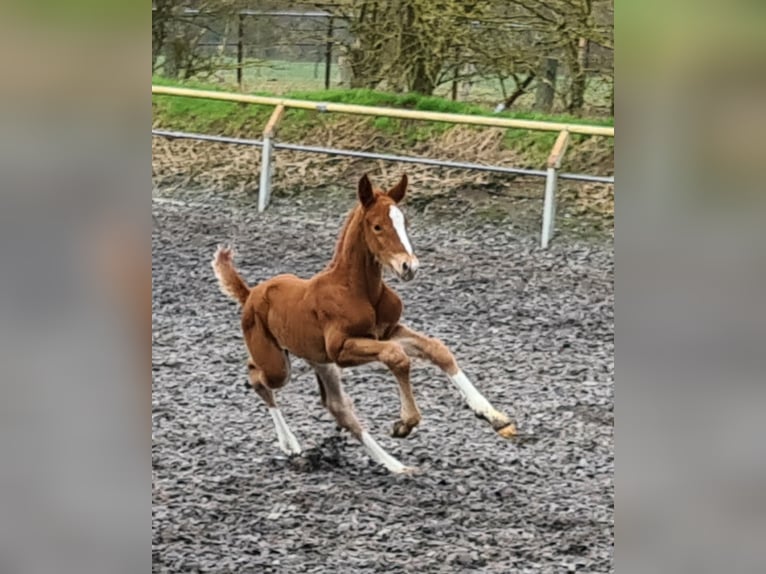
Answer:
[154,0,613,115]
[507,0,613,114]
[152,0,179,73]
[153,0,244,79]
[309,1,395,88]
[311,0,481,94]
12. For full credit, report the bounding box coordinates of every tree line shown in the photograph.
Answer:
[152,0,614,116]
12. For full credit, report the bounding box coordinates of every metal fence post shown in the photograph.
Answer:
[258,137,273,212]
[258,105,285,212]
[541,167,558,248]
[541,130,570,248]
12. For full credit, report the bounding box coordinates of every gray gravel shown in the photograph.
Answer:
[152,187,614,573]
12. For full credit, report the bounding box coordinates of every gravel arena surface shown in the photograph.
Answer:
[152,185,614,573]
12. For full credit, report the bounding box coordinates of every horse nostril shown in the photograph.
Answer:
[402,261,410,273]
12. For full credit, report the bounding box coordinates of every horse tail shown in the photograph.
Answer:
[212,246,250,306]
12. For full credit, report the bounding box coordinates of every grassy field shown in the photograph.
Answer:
[170,57,613,115]
[153,75,611,144]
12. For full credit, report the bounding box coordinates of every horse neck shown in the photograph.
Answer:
[327,206,383,300]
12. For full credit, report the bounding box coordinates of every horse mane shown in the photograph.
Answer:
[326,203,364,269]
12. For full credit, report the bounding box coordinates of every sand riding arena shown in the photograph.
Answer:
[152,177,614,573]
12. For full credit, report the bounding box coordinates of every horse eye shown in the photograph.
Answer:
[373,224,382,232]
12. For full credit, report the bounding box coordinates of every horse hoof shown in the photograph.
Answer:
[391,420,413,438]
[496,422,518,439]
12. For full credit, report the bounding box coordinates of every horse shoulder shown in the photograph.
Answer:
[309,277,375,333]
[376,284,403,334]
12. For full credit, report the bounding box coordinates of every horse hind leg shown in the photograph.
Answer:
[247,361,301,455]
[312,363,415,474]
[312,363,362,437]
[243,311,301,455]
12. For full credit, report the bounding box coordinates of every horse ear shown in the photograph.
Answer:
[387,174,408,203]
[358,174,375,208]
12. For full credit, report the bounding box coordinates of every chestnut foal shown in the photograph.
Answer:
[213,174,516,473]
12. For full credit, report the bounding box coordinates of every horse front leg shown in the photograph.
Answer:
[334,337,422,439]
[389,324,517,438]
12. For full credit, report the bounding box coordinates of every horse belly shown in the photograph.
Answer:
[279,318,328,363]
[261,280,328,362]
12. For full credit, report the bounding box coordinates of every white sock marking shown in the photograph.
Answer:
[448,370,505,422]
[360,431,410,473]
[269,408,301,454]
[389,206,413,255]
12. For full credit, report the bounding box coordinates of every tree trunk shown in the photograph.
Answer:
[451,47,460,101]
[401,1,436,95]
[410,60,436,95]
[157,0,182,80]
[338,51,352,87]
[152,21,163,71]
[152,0,173,72]
[503,74,535,109]
[535,58,557,112]
[162,35,181,78]
[348,46,378,88]
[567,37,589,115]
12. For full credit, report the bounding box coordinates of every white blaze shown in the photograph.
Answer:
[388,205,413,255]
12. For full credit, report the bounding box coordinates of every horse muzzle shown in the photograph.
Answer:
[391,255,420,281]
